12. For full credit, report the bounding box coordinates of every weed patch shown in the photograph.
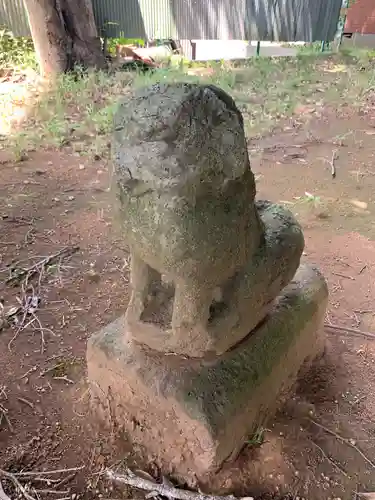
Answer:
[2,49,375,160]
[0,28,36,71]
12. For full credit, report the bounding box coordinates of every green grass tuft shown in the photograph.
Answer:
[2,48,375,160]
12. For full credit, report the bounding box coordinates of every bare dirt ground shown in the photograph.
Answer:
[2,60,375,499]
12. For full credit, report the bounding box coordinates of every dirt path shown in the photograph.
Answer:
[1,111,375,499]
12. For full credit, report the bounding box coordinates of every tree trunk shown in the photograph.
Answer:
[23,0,106,77]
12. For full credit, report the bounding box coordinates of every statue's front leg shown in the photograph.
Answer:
[171,279,212,340]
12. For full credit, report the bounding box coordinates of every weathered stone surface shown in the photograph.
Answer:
[112,83,304,357]
[113,82,262,281]
[124,199,304,357]
[207,199,304,355]
[87,264,328,483]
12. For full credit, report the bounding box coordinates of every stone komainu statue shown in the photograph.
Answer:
[87,81,327,482]
[113,82,304,357]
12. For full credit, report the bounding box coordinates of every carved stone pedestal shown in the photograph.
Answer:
[87,264,327,483]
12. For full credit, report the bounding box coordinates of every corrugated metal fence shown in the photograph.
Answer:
[0,0,29,36]
[1,0,342,42]
[93,0,176,38]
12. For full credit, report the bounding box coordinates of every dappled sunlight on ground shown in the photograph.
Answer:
[0,68,40,136]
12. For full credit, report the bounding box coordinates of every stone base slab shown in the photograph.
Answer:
[87,264,328,483]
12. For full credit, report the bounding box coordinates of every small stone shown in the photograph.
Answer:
[52,197,60,202]
[349,438,356,446]
[67,195,75,201]
[350,199,367,210]
[86,270,100,283]
[79,164,85,170]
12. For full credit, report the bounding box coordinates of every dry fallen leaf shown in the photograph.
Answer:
[324,64,347,73]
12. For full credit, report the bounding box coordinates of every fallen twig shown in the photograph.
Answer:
[20,366,38,379]
[4,245,79,286]
[53,376,74,384]
[26,477,61,484]
[39,362,65,378]
[1,216,35,225]
[33,488,69,495]
[309,418,375,469]
[330,149,338,179]
[29,311,55,353]
[24,227,36,246]
[324,323,375,340]
[0,469,36,500]
[310,440,348,477]
[332,272,355,281]
[255,139,320,154]
[7,284,49,353]
[13,466,84,477]
[351,395,367,406]
[105,468,253,500]
[17,397,34,409]
[8,316,36,351]
[54,472,78,489]
[0,466,84,500]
